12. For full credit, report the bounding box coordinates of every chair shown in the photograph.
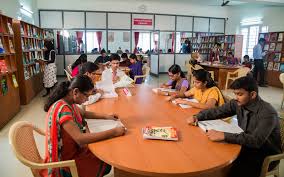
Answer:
[279,73,284,109]
[64,69,73,81]
[9,121,78,177]
[259,117,284,177]
[224,67,251,90]
[186,64,214,88]
[134,65,150,84]
[67,64,72,74]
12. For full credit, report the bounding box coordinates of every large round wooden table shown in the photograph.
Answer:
[87,85,241,177]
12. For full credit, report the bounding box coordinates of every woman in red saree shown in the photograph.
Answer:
[41,75,126,177]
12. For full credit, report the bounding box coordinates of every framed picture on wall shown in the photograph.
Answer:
[108,32,114,42]
[123,32,130,42]
[273,62,280,71]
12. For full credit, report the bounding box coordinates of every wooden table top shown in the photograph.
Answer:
[87,85,241,176]
[200,62,241,70]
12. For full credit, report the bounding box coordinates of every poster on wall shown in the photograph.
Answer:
[133,18,152,26]
[123,32,130,42]
[108,32,114,42]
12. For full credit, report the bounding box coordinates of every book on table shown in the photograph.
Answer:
[86,119,125,133]
[152,88,176,93]
[198,119,243,134]
[172,98,199,109]
[142,126,178,141]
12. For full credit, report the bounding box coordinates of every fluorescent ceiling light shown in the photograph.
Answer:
[240,17,263,25]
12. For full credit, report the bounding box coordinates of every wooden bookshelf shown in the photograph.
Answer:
[259,32,284,88]
[0,14,20,128]
[13,20,47,105]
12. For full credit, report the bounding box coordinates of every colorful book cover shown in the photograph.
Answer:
[12,74,18,88]
[0,60,8,73]
[142,126,178,141]
[269,43,276,51]
[273,62,280,71]
[1,78,8,96]
[267,62,274,70]
[7,23,13,35]
[9,39,15,53]
[280,64,284,72]
[270,33,278,42]
[278,33,283,42]
[0,38,5,54]
[281,57,284,62]
[275,43,282,51]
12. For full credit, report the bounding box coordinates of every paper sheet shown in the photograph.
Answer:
[86,119,125,133]
[198,119,243,134]
[96,80,118,98]
[172,98,198,109]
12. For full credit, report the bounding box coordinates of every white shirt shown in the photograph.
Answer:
[101,68,125,83]
[83,93,102,106]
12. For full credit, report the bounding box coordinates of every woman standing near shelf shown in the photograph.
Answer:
[42,40,57,97]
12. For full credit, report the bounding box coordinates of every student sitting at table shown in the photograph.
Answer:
[186,76,281,177]
[94,49,110,64]
[79,62,104,105]
[128,53,144,84]
[71,54,87,77]
[227,51,239,65]
[102,53,126,84]
[171,69,224,109]
[159,64,189,96]
[119,53,131,67]
[42,75,126,177]
[242,54,252,69]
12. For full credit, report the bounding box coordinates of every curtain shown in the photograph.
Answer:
[57,31,60,53]
[134,32,140,53]
[76,31,83,53]
[96,31,102,51]
[171,32,175,53]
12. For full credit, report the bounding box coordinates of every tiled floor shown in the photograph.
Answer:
[0,75,283,177]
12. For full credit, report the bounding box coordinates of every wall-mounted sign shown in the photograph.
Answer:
[133,18,152,26]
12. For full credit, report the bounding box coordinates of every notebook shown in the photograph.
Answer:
[172,98,198,109]
[198,119,243,134]
[152,88,176,93]
[86,119,125,133]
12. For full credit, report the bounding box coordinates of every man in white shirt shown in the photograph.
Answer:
[102,54,125,84]
[253,38,267,87]
[79,62,103,105]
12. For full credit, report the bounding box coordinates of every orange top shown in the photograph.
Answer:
[87,85,240,176]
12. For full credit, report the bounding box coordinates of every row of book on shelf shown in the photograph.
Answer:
[267,62,284,72]
[21,38,44,51]
[0,22,13,35]
[201,35,235,44]
[24,63,43,80]
[260,33,283,42]
[0,38,15,54]
[264,43,282,52]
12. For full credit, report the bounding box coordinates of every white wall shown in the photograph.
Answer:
[37,0,228,18]
[226,6,284,34]
[0,0,38,25]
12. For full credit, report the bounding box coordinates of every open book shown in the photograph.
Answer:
[152,88,176,93]
[96,80,118,98]
[172,98,198,109]
[198,119,243,134]
[86,119,125,133]
[142,126,178,141]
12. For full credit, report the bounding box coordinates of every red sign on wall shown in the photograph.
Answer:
[133,18,153,26]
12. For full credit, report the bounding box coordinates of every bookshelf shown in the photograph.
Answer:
[259,32,284,88]
[13,20,48,105]
[0,14,20,128]
[199,34,243,62]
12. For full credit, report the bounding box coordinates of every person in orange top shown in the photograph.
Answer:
[171,69,224,109]
[41,75,126,177]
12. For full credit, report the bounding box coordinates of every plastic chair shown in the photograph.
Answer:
[279,73,284,109]
[134,65,150,84]
[9,121,79,177]
[259,117,284,177]
[64,69,73,81]
[224,67,251,90]
[67,64,72,74]
[186,64,214,88]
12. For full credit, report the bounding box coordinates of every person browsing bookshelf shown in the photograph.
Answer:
[253,38,267,87]
[159,64,189,96]
[79,62,104,105]
[42,75,126,177]
[170,69,224,109]
[186,76,281,177]
[101,54,126,84]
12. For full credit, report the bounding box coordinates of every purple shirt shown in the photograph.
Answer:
[129,61,143,84]
[167,79,189,91]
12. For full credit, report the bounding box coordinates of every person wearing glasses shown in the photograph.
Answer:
[42,75,126,177]
[158,64,189,96]
[170,69,225,109]
[79,62,104,105]
[101,54,126,84]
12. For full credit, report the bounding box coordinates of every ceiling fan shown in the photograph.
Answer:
[221,0,230,6]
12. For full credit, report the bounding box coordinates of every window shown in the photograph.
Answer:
[62,30,85,54]
[108,31,130,53]
[160,32,175,53]
[86,30,106,54]
[133,32,151,54]
[176,32,192,53]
